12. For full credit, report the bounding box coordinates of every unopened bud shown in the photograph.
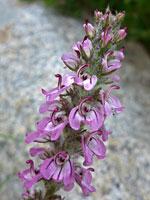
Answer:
[80,37,93,59]
[116,27,127,41]
[83,21,96,38]
[116,11,125,21]
[94,9,103,21]
[103,11,110,25]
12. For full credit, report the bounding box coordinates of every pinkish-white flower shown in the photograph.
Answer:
[102,50,124,73]
[72,37,93,58]
[83,19,95,38]
[75,166,96,196]
[117,27,127,41]
[82,131,106,166]
[61,52,80,69]
[41,73,74,103]
[65,64,97,91]
[69,97,104,131]
[18,160,42,190]
[101,26,114,46]
[40,151,75,187]
[100,85,125,116]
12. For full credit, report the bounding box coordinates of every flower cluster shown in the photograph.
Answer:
[19,7,127,200]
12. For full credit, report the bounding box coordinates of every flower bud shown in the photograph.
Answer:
[116,27,127,41]
[73,36,93,60]
[83,20,96,38]
[81,38,93,59]
[103,11,110,24]
[94,9,103,21]
[61,52,80,69]
[116,11,125,21]
[101,26,114,46]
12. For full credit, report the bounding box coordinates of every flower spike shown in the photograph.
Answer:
[19,7,127,199]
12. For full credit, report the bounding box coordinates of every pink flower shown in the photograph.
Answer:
[40,151,75,187]
[101,26,114,46]
[94,9,103,21]
[117,27,127,41]
[82,131,106,166]
[75,166,96,196]
[69,97,104,131]
[75,63,97,90]
[39,100,62,114]
[40,72,77,113]
[42,73,74,103]
[116,11,125,21]
[65,64,97,91]
[18,160,42,190]
[102,50,124,73]
[72,41,82,58]
[83,19,95,38]
[113,49,125,60]
[103,11,111,24]
[37,108,68,141]
[100,85,124,116]
[25,131,47,144]
[29,147,47,159]
[26,107,68,143]
[61,52,80,69]
[72,36,93,59]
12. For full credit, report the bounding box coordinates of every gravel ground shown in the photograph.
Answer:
[0,0,150,199]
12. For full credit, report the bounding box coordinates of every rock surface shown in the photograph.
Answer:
[0,0,150,199]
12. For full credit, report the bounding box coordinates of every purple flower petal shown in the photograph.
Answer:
[108,94,124,114]
[69,106,83,130]
[90,108,104,131]
[39,102,51,114]
[23,174,42,190]
[29,147,46,158]
[104,101,111,116]
[63,160,75,185]
[18,160,41,190]
[100,123,112,142]
[64,183,74,191]
[50,120,68,141]
[75,166,95,196]
[37,117,51,131]
[40,158,56,180]
[81,170,96,196]
[52,166,63,182]
[25,131,41,144]
[82,39,93,58]
[83,23,95,37]
[88,136,106,159]
[82,136,93,166]
[83,75,97,91]
[39,100,62,114]
[113,50,124,60]
[42,86,68,102]
[61,52,80,68]
[74,76,83,85]
[62,72,76,86]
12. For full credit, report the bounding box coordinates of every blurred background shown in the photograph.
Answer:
[0,0,150,199]
[22,0,150,52]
